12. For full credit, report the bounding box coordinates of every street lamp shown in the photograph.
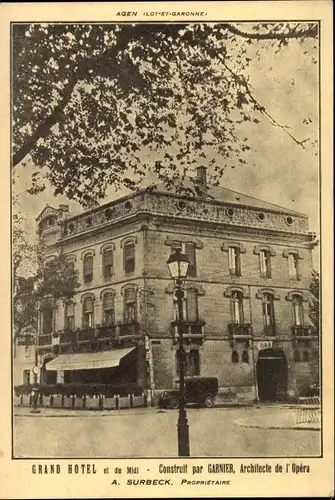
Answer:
[167,248,190,457]
[30,336,41,414]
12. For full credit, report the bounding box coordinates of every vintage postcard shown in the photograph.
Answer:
[0,1,333,498]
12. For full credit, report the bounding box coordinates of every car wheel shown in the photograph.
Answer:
[170,399,179,409]
[203,395,215,408]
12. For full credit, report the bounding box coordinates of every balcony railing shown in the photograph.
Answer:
[119,322,140,337]
[228,323,253,337]
[228,323,252,346]
[292,325,315,339]
[172,321,205,340]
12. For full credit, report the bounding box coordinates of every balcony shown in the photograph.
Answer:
[228,323,252,346]
[292,325,316,340]
[172,321,205,342]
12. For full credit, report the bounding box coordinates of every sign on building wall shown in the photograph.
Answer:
[255,340,273,351]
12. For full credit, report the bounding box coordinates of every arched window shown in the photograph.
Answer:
[103,292,114,326]
[103,248,113,279]
[242,350,249,363]
[124,287,137,323]
[83,254,93,283]
[82,296,94,328]
[232,351,239,363]
[124,241,135,273]
[231,291,244,324]
[64,301,75,331]
[262,293,275,327]
[292,294,304,326]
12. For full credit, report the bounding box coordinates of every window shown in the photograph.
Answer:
[65,302,75,331]
[242,350,249,363]
[124,288,137,323]
[124,242,135,273]
[103,292,114,326]
[231,291,244,324]
[103,248,113,279]
[294,350,300,362]
[292,294,304,326]
[23,370,30,385]
[184,243,197,277]
[186,289,198,322]
[260,250,271,278]
[172,241,197,277]
[228,247,241,276]
[82,296,94,328]
[288,253,300,280]
[232,351,239,363]
[41,303,53,334]
[303,350,310,362]
[262,293,275,326]
[176,349,200,376]
[83,254,93,283]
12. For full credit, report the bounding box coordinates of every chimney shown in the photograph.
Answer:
[59,204,69,212]
[196,166,207,191]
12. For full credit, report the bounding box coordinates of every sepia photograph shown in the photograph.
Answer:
[11,17,323,461]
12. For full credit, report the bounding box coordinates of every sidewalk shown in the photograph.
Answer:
[236,408,321,431]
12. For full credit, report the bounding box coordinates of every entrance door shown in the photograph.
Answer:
[257,349,288,401]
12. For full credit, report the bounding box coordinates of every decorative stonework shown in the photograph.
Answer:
[255,288,281,300]
[253,244,276,256]
[282,248,304,259]
[164,235,203,249]
[224,285,250,298]
[221,241,246,253]
[285,290,310,302]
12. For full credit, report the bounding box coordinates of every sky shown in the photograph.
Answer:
[13,25,319,268]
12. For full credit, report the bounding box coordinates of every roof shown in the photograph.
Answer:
[153,179,306,217]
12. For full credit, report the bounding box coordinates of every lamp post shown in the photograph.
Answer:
[30,336,40,414]
[167,248,190,457]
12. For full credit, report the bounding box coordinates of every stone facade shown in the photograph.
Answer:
[24,173,319,402]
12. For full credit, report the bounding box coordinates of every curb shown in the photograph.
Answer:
[238,423,320,431]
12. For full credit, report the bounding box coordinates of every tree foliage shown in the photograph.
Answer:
[308,270,320,336]
[13,239,80,340]
[13,22,318,206]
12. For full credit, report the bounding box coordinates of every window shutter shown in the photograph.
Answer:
[124,243,135,273]
[184,243,196,277]
[83,297,93,313]
[104,249,113,266]
[83,255,93,281]
[103,293,114,310]
[125,288,136,303]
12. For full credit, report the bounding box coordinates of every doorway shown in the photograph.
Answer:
[256,349,288,401]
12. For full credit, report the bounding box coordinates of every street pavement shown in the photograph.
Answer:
[14,405,321,458]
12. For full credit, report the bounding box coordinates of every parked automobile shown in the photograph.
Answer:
[158,376,219,409]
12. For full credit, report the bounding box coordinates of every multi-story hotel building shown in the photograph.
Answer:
[14,167,319,402]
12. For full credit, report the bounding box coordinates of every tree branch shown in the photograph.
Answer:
[222,60,309,149]
[13,74,78,167]
[222,23,318,40]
